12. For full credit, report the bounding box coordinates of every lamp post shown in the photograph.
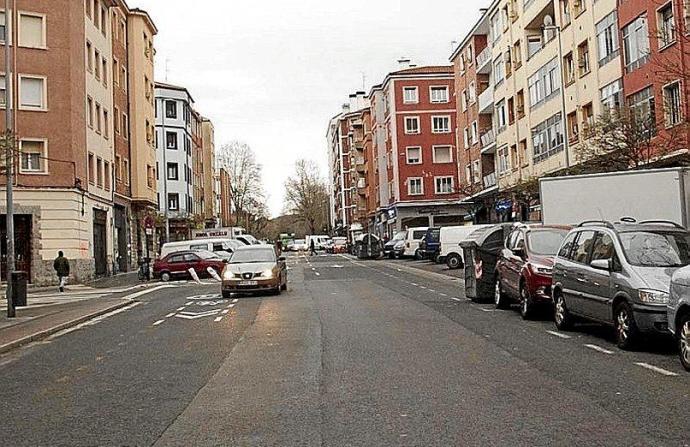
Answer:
[543,19,571,170]
[4,0,15,318]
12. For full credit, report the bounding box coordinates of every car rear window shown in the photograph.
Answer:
[528,229,569,256]
[412,230,426,240]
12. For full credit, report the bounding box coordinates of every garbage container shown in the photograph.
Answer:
[11,271,28,307]
[354,233,382,259]
[460,224,512,302]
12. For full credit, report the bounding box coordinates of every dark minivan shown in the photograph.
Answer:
[419,227,441,261]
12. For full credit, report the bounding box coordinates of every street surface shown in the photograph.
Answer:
[0,253,687,446]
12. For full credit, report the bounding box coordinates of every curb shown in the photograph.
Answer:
[376,258,463,282]
[0,299,133,355]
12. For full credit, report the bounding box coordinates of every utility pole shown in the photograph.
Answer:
[5,0,15,318]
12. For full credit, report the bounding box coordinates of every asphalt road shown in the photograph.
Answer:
[0,253,688,446]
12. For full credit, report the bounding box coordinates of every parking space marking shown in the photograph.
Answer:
[176,307,186,311]
[221,309,230,314]
[232,298,238,303]
[634,362,678,377]
[546,330,571,339]
[226,303,236,309]
[478,308,495,313]
[165,312,176,318]
[315,272,321,276]
[450,297,462,302]
[152,320,165,326]
[584,344,614,355]
[214,316,223,322]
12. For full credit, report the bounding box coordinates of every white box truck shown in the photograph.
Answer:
[539,168,690,227]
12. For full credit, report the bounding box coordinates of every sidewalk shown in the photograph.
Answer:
[0,270,150,295]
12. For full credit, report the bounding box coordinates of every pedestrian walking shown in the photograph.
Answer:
[53,251,70,293]
[309,239,317,256]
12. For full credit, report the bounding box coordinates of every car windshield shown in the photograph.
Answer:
[229,248,276,264]
[528,229,569,256]
[196,250,220,259]
[619,231,690,267]
[392,231,406,241]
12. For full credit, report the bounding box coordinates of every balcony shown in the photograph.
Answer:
[355,157,365,173]
[476,46,492,74]
[480,128,495,149]
[478,87,494,114]
[483,172,497,189]
[356,178,366,189]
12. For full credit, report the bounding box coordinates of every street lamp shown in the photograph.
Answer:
[4,0,15,318]
[542,15,571,169]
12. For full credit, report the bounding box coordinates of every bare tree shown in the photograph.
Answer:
[284,159,330,235]
[216,141,267,229]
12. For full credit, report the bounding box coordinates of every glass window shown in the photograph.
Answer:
[168,255,185,263]
[408,177,423,195]
[20,140,45,173]
[430,86,449,103]
[619,231,690,267]
[628,86,656,137]
[433,146,452,163]
[600,79,622,110]
[531,112,564,163]
[166,132,178,149]
[528,229,569,255]
[435,176,454,194]
[229,248,276,264]
[663,81,682,127]
[571,230,596,264]
[591,232,615,261]
[527,57,560,107]
[19,13,45,48]
[19,76,45,109]
[404,116,419,134]
[622,15,650,72]
[558,232,578,258]
[431,116,450,133]
[406,147,421,164]
[596,12,619,66]
[165,100,177,119]
[403,87,418,103]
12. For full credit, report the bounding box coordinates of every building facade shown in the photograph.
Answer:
[201,117,217,226]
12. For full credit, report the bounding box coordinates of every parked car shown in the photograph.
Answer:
[293,239,308,251]
[399,227,428,258]
[331,237,348,254]
[439,225,491,269]
[419,227,441,262]
[494,224,571,319]
[285,240,296,251]
[236,234,260,245]
[160,238,242,258]
[383,231,406,259]
[221,245,288,297]
[669,265,690,371]
[153,250,226,282]
[552,220,690,350]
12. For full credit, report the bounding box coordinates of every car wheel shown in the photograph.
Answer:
[388,252,395,259]
[414,249,423,260]
[614,301,639,350]
[553,292,572,330]
[679,314,690,371]
[494,276,510,309]
[160,272,171,282]
[519,282,535,320]
[222,291,232,299]
[446,253,462,270]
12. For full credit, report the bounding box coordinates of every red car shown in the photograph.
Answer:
[153,250,226,282]
[494,224,571,319]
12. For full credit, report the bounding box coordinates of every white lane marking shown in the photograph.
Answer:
[634,362,679,377]
[450,297,462,302]
[165,312,176,318]
[185,302,192,306]
[226,303,236,309]
[214,316,223,322]
[411,283,418,286]
[176,307,186,311]
[439,293,447,297]
[479,308,495,312]
[311,267,316,271]
[584,344,614,355]
[428,289,436,293]
[419,286,427,289]
[221,309,229,314]
[397,269,402,272]
[232,298,238,303]
[546,330,571,339]
[153,319,165,326]
[46,302,142,339]
[315,272,321,276]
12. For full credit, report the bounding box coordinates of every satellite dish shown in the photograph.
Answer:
[543,14,554,27]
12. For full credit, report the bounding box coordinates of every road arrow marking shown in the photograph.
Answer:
[175,309,221,320]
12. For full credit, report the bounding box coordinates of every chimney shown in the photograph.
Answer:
[348,93,357,111]
[342,103,350,114]
[355,91,367,110]
[397,57,411,69]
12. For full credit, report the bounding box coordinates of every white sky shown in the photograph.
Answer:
[131,0,485,217]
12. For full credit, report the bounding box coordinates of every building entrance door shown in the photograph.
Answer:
[1,215,32,281]
[93,209,108,277]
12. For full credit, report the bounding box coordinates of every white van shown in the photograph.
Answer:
[400,227,429,258]
[306,235,331,250]
[439,225,491,269]
[160,238,243,258]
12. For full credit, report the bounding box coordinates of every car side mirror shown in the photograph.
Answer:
[512,247,525,258]
[590,259,611,271]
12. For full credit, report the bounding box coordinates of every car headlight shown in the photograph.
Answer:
[262,269,274,279]
[222,270,237,281]
[529,263,553,275]
[638,289,669,305]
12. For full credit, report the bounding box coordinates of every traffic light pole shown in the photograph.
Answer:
[5,0,15,318]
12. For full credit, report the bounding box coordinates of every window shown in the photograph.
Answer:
[563,52,575,85]
[94,49,101,80]
[596,12,619,67]
[165,100,177,119]
[528,57,560,107]
[100,5,107,35]
[461,90,467,111]
[168,163,180,180]
[527,36,542,59]
[469,82,476,103]
[404,116,420,134]
[573,0,586,16]
[102,57,108,86]
[403,87,418,104]
[432,146,452,163]
[463,127,470,148]
[561,0,571,26]
[18,13,46,48]
[168,193,180,210]
[658,3,676,48]
[408,177,423,195]
[531,113,565,163]
[567,111,579,143]
[431,116,450,133]
[19,140,46,173]
[508,97,515,124]
[86,41,93,72]
[147,165,155,188]
[103,109,109,138]
[88,153,95,184]
[622,15,650,72]
[472,160,481,183]
[430,86,449,103]
[122,113,129,137]
[123,158,130,185]
[435,176,454,194]
[628,86,656,136]
[406,147,421,164]
[572,231,596,264]
[115,155,121,181]
[95,103,101,133]
[96,157,103,187]
[166,131,178,149]
[113,59,119,86]
[19,75,46,110]
[577,41,590,76]
[471,121,478,144]
[498,146,510,174]
[104,161,111,191]
[600,79,623,110]
[664,81,682,127]
[513,40,522,68]
[591,233,615,262]
[121,67,128,91]
[557,232,578,259]
[465,164,472,183]
[519,139,528,166]
[510,144,518,169]
[582,103,594,132]
[0,75,6,107]
[496,100,507,130]
[493,55,505,86]
[114,106,120,134]
[516,90,525,118]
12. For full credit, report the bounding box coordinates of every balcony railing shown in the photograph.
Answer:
[480,128,495,148]
[476,46,491,72]
[478,87,494,114]
[357,178,366,188]
[483,172,497,189]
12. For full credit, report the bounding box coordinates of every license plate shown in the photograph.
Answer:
[239,280,258,286]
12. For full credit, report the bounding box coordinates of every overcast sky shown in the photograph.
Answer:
[131,0,485,217]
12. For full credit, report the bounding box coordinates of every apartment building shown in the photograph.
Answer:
[217,167,232,227]
[201,117,217,226]
[617,0,690,164]
[451,0,622,221]
[377,64,463,235]
[191,109,204,222]
[155,82,195,242]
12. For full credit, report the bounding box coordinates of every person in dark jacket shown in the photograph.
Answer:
[309,239,317,256]
[53,251,70,293]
